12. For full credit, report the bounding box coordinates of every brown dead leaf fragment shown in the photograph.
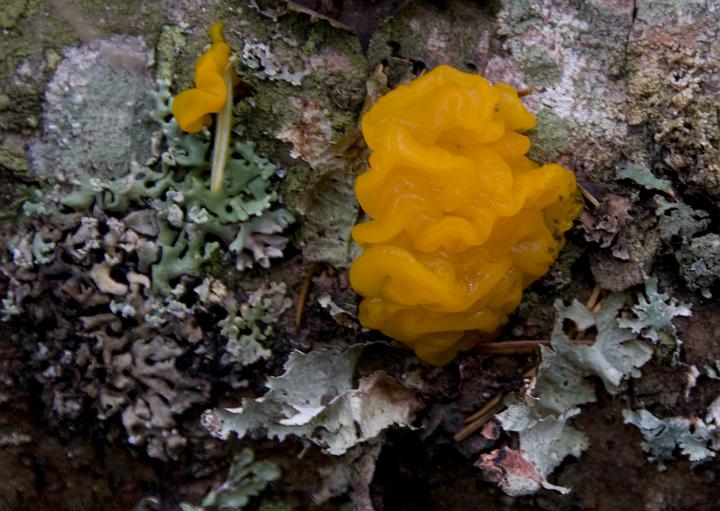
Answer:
[579,193,631,248]
[475,448,544,496]
[287,0,410,51]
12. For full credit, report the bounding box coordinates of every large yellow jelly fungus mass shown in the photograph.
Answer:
[349,65,582,366]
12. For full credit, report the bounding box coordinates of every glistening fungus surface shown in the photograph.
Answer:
[350,65,580,365]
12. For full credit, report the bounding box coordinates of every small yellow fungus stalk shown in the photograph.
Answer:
[210,61,234,195]
[172,21,237,195]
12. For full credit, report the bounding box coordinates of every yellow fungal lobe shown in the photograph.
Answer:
[172,21,234,133]
[349,65,582,366]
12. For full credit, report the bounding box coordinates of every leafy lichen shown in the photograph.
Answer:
[618,276,691,345]
[220,282,292,367]
[623,409,718,470]
[180,448,283,511]
[676,234,720,298]
[2,73,295,460]
[58,81,293,295]
[654,195,710,241]
[619,164,674,195]
[478,293,653,496]
[203,345,421,456]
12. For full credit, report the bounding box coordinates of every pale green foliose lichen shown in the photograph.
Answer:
[478,293,654,496]
[59,80,293,295]
[0,290,19,321]
[179,448,284,511]
[654,195,710,241]
[1,75,295,460]
[203,345,421,456]
[619,164,674,196]
[618,276,691,345]
[623,408,720,470]
[220,282,292,367]
[676,234,720,298]
[241,39,310,86]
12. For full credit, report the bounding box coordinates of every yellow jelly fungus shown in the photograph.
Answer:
[172,21,236,195]
[349,65,582,366]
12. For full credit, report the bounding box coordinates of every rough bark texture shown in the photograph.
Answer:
[2,1,720,510]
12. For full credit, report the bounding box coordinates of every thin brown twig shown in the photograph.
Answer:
[586,285,601,310]
[473,339,593,355]
[294,263,318,329]
[576,286,602,338]
[464,394,502,424]
[455,292,603,442]
[454,368,540,442]
[517,87,534,97]
[578,183,600,209]
[456,274,607,442]
[454,396,503,442]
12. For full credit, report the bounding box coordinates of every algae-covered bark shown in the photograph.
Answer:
[2,0,720,510]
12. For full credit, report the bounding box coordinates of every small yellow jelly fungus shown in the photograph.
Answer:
[172,21,236,195]
[349,65,582,366]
